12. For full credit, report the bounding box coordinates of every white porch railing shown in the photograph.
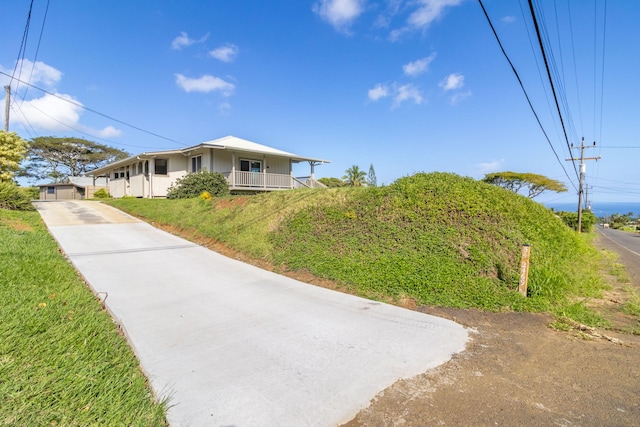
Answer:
[224,171,292,189]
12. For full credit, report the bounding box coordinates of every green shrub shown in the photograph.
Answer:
[557,210,596,232]
[0,182,35,211]
[21,186,39,199]
[167,171,229,199]
[93,188,110,198]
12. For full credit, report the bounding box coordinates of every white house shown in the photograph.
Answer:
[88,135,330,198]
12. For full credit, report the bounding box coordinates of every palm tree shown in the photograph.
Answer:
[342,165,367,187]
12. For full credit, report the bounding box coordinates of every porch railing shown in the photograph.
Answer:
[223,171,328,190]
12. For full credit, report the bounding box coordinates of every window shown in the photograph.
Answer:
[240,159,261,173]
[47,186,55,194]
[155,158,168,175]
[191,155,202,173]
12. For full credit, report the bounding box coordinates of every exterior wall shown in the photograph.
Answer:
[39,185,81,200]
[96,150,304,197]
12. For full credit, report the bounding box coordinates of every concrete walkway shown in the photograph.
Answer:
[35,200,468,427]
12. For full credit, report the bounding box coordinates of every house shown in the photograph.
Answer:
[39,176,108,200]
[88,135,330,198]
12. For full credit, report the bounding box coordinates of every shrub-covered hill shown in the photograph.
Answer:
[107,172,605,315]
[270,173,595,311]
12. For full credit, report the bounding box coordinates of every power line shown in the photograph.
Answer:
[527,0,579,183]
[477,0,578,192]
[22,0,51,102]
[1,70,186,146]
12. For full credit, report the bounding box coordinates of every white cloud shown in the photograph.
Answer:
[1,60,123,137]
[439,73,464,91]
[313,0,365,33]
[175,73,235,96]
[0,59,62,88]
[209,44,239,63]
[449,90,471,105]
[368,84,389,101]
[390,0,462,41]
[171,31,209,50]
[403,53,437,77]
[393,84,423,108]
[368,83,423,108]
[92,125,122,138]
[501,15,516,24]
[475,159,505,175]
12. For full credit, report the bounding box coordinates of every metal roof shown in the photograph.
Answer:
[89,135,329,176]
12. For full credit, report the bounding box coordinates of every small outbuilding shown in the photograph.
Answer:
[39,176,108,200]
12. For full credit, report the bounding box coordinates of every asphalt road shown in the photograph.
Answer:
[597,226,640,258]
[34,200,468,427]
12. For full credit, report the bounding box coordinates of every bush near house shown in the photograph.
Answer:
[167,170,230,199]
[0,182,35,211]
[93,188,110,198]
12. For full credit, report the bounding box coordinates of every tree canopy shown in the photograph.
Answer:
[342,165,367,187]
[23,137,129,183]
[0,131,28,182]
[482,171,567,198]
[317,177,345,188]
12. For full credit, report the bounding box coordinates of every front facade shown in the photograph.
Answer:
[89,135,329,198]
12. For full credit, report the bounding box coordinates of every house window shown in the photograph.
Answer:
[155,158,168,175]
[47,186,55,194]
[191,155,202,173]
[240,159,261,173]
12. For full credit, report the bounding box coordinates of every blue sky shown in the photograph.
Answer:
[2,0,639,205]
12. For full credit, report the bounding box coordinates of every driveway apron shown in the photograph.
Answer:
[35,200,468,427]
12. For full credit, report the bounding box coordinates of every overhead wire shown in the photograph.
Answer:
[1,71,187,147]
[10,0,34,94]
[526,0,580,183]
[22,0,51,102]
[477,0,578,192]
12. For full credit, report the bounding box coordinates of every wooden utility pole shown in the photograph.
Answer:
[4,85,10,131]
[566,137,600,233]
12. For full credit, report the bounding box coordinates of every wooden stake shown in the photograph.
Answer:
[518,244,531,297]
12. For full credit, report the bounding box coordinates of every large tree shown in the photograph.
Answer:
[342,165,367,187]
[482,171,567,199]
[24,137,129,182]
[0,131,28,182]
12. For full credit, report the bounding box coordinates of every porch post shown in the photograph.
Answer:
[263,155,267,189]
[231,152,236,187]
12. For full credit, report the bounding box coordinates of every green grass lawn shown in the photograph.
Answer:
[0,209,166,426]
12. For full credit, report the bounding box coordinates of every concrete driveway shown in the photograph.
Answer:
[35,200,468,427]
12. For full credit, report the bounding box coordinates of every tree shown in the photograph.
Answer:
[317,177,345,188]
[482,171,567,198]
[24,137,129,182]
[367,164,377,187]
[342,165,367,187]
[0,131,28,182]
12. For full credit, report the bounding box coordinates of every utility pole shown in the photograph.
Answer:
[566,137,600,233]
[4,85,10,131]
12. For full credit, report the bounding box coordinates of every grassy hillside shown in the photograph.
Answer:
[106,172,608,324]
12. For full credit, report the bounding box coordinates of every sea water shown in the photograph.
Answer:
[545,202,640,218]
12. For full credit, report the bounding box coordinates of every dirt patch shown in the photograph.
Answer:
[342,234,640,427]
[213,196,250,210]
[0,218,33,232]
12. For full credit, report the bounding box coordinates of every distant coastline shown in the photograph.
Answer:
[544,202,640,218]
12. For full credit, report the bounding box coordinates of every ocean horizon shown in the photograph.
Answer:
[545,201,640,218]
